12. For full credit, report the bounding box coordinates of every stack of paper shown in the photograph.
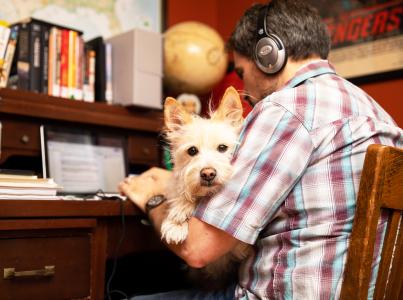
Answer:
[0,174,62,200]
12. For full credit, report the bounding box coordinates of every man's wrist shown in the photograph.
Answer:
[145,194,167,215]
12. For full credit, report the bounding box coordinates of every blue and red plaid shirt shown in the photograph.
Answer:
[194,60,402,300]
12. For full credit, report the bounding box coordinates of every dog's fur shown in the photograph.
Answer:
[162,86,252,287]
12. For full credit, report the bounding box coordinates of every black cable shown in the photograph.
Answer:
[103,192,129,300]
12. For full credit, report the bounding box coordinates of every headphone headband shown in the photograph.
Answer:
[256,4,269,39]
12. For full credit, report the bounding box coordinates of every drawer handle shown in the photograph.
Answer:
[20,134,30,144]
[3,265,55,279]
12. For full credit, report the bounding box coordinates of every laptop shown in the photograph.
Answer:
[40,125,128,197]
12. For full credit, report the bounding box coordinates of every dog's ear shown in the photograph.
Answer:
[212,86,243,127]
[164,97,192,131]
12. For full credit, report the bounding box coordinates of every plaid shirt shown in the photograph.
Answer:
[194,60,402,300]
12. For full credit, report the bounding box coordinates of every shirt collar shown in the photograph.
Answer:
[282,59,336,89]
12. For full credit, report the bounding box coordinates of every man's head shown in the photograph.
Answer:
[227,0,331,103]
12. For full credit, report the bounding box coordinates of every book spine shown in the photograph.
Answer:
[95,40,106,102]
[83,49,95,102]
[30,22,42,93]
[75,36,84,100]
[41,25,50,94]
[105,42,113,104]
[17,22,30,90]
[47,27,56,95]
[0,24,11,69]
[0,25,18,88]
[68,30,76,99]
[60,29,69,98]
[53,28,62,97]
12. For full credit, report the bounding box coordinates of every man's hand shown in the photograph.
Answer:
[118,167,172,212]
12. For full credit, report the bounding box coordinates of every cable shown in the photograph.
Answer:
[104,191,129,300]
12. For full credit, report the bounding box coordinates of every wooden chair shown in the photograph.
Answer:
[340,144,403,300]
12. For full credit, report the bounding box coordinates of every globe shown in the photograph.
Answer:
[164,21,228,95]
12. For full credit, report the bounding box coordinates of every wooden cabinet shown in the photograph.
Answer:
[0,219,95,300]
[0,200,164,300]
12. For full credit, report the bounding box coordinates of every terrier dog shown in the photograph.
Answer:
[162,86,252,286]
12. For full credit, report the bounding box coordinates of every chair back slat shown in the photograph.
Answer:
[384,225,402,300]
[374,211,402,299]
[340,144,403,300]
[380,148,403,209]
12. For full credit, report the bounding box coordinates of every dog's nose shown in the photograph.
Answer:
[200,167,216,182]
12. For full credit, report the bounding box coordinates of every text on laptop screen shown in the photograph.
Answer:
[41,126,127,194]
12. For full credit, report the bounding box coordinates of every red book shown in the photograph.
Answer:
[60,29,69,98]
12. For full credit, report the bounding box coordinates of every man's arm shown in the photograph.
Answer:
[118,167,239,268]
[148,204,239,268]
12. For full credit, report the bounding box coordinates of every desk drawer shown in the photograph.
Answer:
[0,219,94,300]
[2,120,40,151]
[128,135,159,165]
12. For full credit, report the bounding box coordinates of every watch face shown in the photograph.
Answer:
[146,195,167,213]
[149,196,162,206]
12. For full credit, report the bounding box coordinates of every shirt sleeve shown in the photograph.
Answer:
[194,101,314,244]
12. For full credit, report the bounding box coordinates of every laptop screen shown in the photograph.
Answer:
[41,125,128,194]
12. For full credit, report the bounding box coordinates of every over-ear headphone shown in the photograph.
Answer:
[254,4,287,74]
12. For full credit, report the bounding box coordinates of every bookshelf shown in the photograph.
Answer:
[0,87,163,172]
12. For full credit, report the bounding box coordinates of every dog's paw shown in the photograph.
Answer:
[161,220,189,244]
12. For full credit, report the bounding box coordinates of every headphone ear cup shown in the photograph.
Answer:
[254,34,286,74]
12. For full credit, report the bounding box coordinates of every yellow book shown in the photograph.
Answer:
[68,30,77,99]
[0,20,10,69]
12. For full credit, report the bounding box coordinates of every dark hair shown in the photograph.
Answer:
[227,0,331,60]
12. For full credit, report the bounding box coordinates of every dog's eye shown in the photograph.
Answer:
[187,146,199,156]
[217,144,228,153]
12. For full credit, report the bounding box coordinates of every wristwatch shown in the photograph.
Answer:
[145,194,167,215]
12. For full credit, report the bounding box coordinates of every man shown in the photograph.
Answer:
[119,1,402,299]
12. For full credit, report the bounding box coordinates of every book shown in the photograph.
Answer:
[0,177,62,198]
[0,173,37,180]
[0,25,18,88]
[41,26,50,94]
[0,177,60,187]
[14,20,43,92]
[11,18,82,95]
[60,29,69,98]
[68,30,76,99]
[0,21,10,70]
[105,42,113,104]
[75,35,84,100]
[0,195,62,200]
[85,36,106,102]
[29,21,42,93]
[47,27,56,95]
[16,22,30,90]
[83,48,95,102]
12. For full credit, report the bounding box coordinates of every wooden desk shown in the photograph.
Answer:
[0,89,167,299]
[0,199,164,300]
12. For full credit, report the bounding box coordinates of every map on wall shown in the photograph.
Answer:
[0,0,163,40]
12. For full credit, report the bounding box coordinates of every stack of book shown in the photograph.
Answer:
[0,18,112,103]
[0,173,62,200]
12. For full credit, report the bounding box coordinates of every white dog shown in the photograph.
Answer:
[162,86,252,283]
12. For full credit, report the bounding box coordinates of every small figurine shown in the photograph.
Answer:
[177,93,201,115]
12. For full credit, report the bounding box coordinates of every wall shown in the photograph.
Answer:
[166,0,402,127]
[360,78,403,127]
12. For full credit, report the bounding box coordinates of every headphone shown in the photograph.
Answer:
[254,4,287,74]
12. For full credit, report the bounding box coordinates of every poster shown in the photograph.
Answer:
[307,0,403,80]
